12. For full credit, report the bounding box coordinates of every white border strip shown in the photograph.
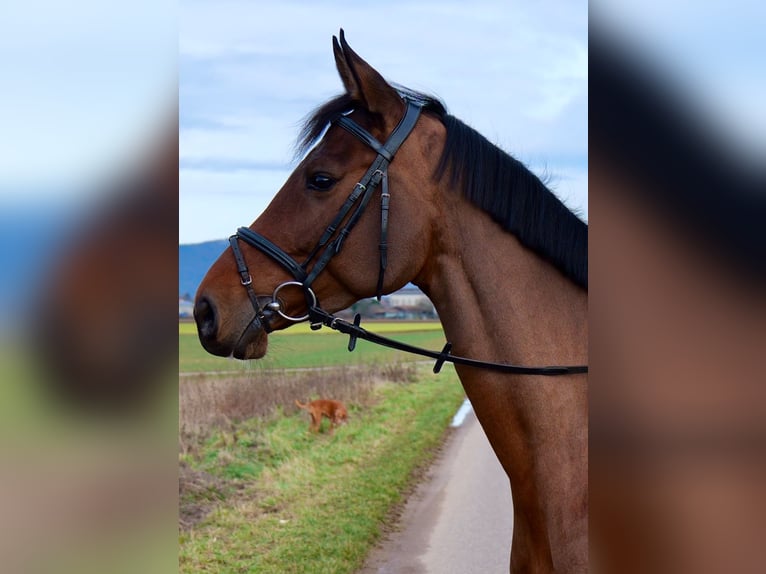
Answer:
[450,398,473,427]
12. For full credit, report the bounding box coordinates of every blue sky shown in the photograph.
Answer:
[179,0,589,244]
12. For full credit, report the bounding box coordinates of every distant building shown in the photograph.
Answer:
[178,285,437,320]
[386,285,428,308]
[383,285,437,319]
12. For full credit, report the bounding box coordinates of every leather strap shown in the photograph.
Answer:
[236,227,308,282]
[383,100,423,156]
[302,161,384,287]
[376,172,390,300]
[229,234,263,316]
[336,117,394,162]
[308,307,589,376]
[335,100,422,161]
[235,100,422,294]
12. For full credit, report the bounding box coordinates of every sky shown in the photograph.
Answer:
[1,2,761,245]
[179,0,589,244]
[591,1,766,166]
[0,0,177,200]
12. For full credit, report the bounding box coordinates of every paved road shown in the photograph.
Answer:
[358,402,514,574]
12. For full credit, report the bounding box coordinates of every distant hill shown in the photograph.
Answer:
[179,239,228,298]
[0,201,80,330]
[178,240,432,317]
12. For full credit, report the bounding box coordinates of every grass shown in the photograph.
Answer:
[179,319,467,572]
[178,321,444,336]
[179,363,413,442]
[0,340,179,574]
[179,367,466,574]
[179,320,447,373]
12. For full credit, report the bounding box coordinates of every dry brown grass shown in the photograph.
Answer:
[179,363,417,452]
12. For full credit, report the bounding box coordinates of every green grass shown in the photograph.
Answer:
[179,320,447,373]
[179,321,444,336]
[179,319,467,572]
[179,368,466,574]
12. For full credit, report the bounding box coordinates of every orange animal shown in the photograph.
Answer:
[295,399,348,434]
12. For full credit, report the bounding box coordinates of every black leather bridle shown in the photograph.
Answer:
[228,98,588,376]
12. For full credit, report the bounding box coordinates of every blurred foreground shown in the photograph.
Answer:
[590,5,766,573]
[0,130,179,574]
[0,3,178,572]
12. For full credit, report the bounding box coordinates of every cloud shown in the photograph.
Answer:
[180,120,295,166]
[180,167,293,243]
[180,0,588,242]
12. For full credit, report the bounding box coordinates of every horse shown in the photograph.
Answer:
[194,31,588,573]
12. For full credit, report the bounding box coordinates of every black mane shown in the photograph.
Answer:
[298,89,588,289]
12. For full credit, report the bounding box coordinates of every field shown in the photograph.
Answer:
[179,320,447,372]
[179,319,466,573]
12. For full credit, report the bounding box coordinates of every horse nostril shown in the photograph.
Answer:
[193,296,217,340]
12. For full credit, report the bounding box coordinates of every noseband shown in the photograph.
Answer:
[228,98,588,376]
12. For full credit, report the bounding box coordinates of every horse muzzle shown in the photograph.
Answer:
[193,294,270,359]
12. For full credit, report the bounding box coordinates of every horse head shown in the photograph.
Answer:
[194,31,445,359]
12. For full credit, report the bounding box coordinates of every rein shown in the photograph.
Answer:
[307,306,587,375]
[229,97,588,377]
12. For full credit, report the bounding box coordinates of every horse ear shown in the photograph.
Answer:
[332,29,402,118]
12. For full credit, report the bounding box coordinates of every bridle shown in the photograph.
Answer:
[228,97,588,376]
[229,99,421,327]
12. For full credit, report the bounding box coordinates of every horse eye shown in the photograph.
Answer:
[307,173,336,192]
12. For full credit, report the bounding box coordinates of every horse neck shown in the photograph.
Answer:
[416,197,587,367]
[415,197,588,571]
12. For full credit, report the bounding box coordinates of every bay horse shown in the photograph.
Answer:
[194,31,587,573]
